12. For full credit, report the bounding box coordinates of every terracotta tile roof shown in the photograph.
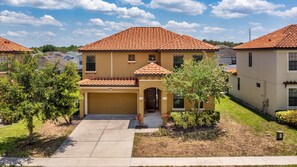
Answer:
[235,24,297,50]
[225,68,237,75]
[79,77,138,87]
[0,37,31,52]
[160,35,219,50]
[134,62,171,76]
[79,27,218,51]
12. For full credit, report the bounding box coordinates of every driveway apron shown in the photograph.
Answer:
[52,115,135,159]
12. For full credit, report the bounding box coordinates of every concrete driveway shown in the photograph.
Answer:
[52,114,135,159]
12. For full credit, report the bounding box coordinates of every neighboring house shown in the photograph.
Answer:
[78,27,218,120]
[62,51,83,77]
[0,37,31,74]
[215,45,236,65]
[229,24,297,116]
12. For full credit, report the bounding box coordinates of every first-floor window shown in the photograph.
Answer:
[86,55,96,71]
[173,94,184,108]
[289,88,297,106]
[0,55,8,71]
[195,101,204,109]
[237,77,240,90]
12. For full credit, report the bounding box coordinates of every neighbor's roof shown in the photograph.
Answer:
[79,77,138,87]
[0,37,31,52]
[234,24,297,50]
[79,27,218,51]
[134,62,171,76]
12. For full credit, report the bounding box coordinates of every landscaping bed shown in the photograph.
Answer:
[0,117,80,157]
[132,96,297,157]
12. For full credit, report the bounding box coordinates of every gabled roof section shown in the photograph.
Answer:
[134,62,171,76]
[79,27,218,51]
[160,35,219,50]
[79,77,138,87]
[234,24,297,50]
[0,37,31,52]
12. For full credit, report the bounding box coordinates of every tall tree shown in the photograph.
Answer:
[164,56,230,112]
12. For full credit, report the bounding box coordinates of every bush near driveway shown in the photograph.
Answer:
[170,110,220,129]
[276,110,297,127]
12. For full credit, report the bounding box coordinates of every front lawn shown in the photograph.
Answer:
[0,117,80,157]
[132,96,297,157]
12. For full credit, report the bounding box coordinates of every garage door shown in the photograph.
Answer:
[88,93,137,114]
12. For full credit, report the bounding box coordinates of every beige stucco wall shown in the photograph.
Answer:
[230,49,297,116]
[160,51,215,71]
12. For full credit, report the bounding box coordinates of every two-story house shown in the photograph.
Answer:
[0,37,31,74]
[78,27,218,120]
[229,24,297,116]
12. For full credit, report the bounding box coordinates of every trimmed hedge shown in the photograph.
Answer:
[276,110,297,127]
[170,110,220,129]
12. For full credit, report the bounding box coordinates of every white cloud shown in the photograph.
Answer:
[73,28,106,37]
[77,0,154,19]
[7,31,28,37]
[164,20,199,33]
[269,6,297,18]
[149,0,207,15]
[89,18,134,31]
[1,0,74,9]
[211,0,284,19]
[2,0,154,20]
[202,26,226,33]
[0,10,63,26]
[120,0,144,6]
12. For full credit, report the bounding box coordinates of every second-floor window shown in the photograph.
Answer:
[86,55,96,71]
[128,54,135,62]
[174,55,184,68]
[231,57,236,65]
[248,52,252,67]
[289,52,297,71]
[193,55,203,62]
[173,94,184,108]
[289,88,297,106]
[0,55,8,72]
[148,54,156,62]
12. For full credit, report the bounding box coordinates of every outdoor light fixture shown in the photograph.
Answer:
[276,131,283,141]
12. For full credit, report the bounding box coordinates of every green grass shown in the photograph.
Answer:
[216,96,297,146]
[0,118,43,156]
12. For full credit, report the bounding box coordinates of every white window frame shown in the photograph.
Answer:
[287,86,297,109]
[287,51,297,73]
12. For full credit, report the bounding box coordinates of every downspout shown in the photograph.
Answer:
[111,52,113,78]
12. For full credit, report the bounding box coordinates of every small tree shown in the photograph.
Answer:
[164,56,229,112]
[0,54,42,142]
[40,62,80,124]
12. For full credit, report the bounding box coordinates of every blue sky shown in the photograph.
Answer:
[0,0,296,47]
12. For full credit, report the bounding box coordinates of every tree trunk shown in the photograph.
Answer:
[63,116,70,124]
[27,116,34,144]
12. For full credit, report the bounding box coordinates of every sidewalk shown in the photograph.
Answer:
[1,156,297,166]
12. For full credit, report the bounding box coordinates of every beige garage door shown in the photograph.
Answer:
[88,93,137,114]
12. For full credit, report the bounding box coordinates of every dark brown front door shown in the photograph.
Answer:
[145,88,157,110]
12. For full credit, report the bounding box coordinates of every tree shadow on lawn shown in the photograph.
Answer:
[0,132,67,157]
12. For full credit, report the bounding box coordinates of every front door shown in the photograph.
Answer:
[145,88,157,111]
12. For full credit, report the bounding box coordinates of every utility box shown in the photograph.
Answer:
[276,131,283,141]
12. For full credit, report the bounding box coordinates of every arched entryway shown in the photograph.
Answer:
[144,88,161,113]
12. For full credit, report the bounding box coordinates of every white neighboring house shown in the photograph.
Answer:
[216,45,236,65]
[62,51,83,71]
[228,24,297,116]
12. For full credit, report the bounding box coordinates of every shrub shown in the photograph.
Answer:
[170,110,220,129]
[276,110,297,127]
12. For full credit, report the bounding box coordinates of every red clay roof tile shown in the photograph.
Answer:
[134,62,171,76]
[0,37,31,52]
[79,27,218,51]
[235,24,297,50]
[79,77,138,87]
